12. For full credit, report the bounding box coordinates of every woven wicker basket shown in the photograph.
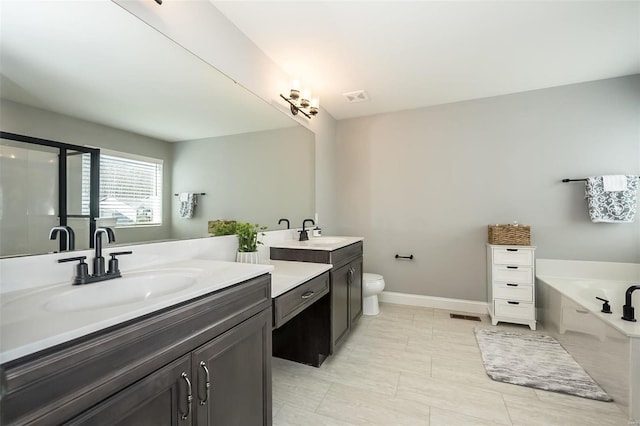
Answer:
[488,224,531,246]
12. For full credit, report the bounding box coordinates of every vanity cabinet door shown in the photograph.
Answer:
[348,259,363,326]
[331,262,351,350]
[67,355,192,426]
[192,308,272,426]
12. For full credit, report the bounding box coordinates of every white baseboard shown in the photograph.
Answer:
[379,291,488,314]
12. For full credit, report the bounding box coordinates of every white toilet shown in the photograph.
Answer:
[362,273,385,315]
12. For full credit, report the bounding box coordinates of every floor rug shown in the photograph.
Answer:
[474,328,612,401]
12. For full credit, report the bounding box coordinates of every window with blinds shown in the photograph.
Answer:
[82,152,163,226]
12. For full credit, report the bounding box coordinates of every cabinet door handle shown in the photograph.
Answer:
[507,301,520,305]
[506,283,518,287]
[198,361,210,406]
[506,266,518,269]
[576,309,589,314]
[180,372,192,421]
[301,291,315,299]
[347,267,354,285]
[506,248,519,252]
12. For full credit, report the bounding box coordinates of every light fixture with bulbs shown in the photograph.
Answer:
[280,81,319,119]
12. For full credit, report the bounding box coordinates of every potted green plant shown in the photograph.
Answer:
[235,222,267,264]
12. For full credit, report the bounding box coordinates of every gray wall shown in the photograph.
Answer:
[171,126,315,239]
[335,75,640,301]
[0,100,173,249]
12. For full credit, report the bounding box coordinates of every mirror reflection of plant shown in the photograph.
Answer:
[208,220,237,236]
[236,222,267,252]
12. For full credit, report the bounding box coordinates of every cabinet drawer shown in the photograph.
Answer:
[273,272,330,328]
[492,248,533,266]
[493,282,533,302]
[494,300,535,320]
[492,266,533,284]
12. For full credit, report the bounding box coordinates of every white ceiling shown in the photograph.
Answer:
[0,1,296,142]
[213,1,640,120]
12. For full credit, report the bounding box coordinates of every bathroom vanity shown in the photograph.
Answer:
[270,238,364,353]
[0,260,274,425]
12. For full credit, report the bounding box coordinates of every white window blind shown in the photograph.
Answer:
[82,152,163,226]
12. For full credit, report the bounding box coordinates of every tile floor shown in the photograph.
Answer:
[271,303,631,426]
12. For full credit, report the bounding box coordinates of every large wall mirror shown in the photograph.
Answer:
[0,1,315,257]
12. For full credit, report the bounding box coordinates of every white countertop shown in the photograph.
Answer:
[0,259,273,364]
[270,236,363,251]
[270,260,332,297]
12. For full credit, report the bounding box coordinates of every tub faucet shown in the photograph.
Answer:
[299,219,315,241]
[93,227,116,276]
[621,285,640,322]
[49,226,75,251]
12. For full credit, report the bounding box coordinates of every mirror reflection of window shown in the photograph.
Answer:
[81,150,163,227]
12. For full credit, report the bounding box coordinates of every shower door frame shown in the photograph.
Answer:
[0,131,100,251]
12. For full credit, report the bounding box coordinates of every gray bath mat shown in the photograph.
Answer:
[475,329,612,401]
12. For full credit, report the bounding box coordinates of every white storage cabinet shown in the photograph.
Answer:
[486,244,536,330]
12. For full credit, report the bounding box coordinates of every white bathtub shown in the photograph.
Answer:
[536,259,640,422]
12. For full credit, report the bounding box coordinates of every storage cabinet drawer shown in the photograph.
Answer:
[494,300,535,320]
[492,248,533,266]
[493,282,533,302]
[492,266,533,284]
[273,272,330,328]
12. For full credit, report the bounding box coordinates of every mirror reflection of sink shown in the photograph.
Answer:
[45,268,201,312]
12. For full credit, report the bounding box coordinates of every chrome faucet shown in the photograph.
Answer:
[49,226,75,251]
[93,227,116,276]
[298,219,315,241]
[622,285,640,322]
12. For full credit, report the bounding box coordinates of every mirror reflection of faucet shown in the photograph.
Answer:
[48,226,75,251]
[278,218,290,229]
[57,227,132,285]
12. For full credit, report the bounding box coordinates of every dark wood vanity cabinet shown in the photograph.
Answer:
[271,241,363,352]
[0,274,272,426]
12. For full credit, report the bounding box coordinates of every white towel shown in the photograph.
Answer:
[178,193,196,219]
[602,175,628,192]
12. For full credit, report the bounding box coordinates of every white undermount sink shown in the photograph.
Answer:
[45,268,202,312]
[306,237,348,246]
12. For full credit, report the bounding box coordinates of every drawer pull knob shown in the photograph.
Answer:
[506,266,519,269]
[301,291,315,299]
[507,301,520,305]
[506,249,519,252]
[506,283,518,287]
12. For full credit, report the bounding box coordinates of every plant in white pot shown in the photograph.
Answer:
[235,222,267,264]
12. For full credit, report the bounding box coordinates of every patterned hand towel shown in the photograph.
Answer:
[179,192,196,219]
[585,175,638,223]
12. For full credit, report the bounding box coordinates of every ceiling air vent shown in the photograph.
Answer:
[343,90,369,103]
